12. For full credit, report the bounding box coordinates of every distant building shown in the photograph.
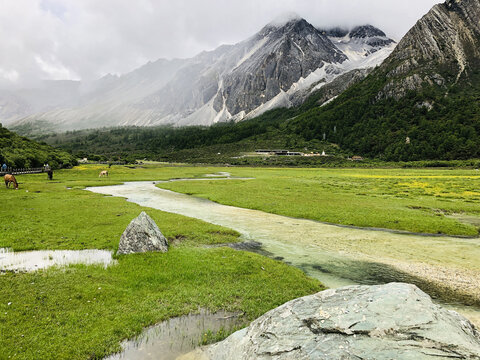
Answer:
[351,156,364,161]
[255,149,304,156]
[304,150,328,157]
[78,158,88,163]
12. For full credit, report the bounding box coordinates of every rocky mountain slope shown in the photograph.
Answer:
[284,0,480,161]
[375,0,480,100]
[5,16,395,132]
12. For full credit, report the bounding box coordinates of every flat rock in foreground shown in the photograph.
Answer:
[183,283,480,360]
[117,212,168,255]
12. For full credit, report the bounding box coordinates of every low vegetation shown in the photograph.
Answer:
[3,164,480,359]
[0,165,322,359]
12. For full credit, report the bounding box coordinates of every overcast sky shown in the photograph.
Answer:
[0,0,443,87]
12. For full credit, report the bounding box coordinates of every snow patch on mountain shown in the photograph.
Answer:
[242,26,396,120]
[245,90,292,120]
[213,95,232,124]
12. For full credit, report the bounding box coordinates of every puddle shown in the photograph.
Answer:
[156,176,254,183]
[0,248,115,272]
[150,172,254,184]
[86,181,480,327]
[104,309,245,360]
[203,172,231,177]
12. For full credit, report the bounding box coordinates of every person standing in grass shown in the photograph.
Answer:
[45,163,53,180]
[1,163,7,172]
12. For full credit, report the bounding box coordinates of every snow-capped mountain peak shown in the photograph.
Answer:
[350,25,388,39]
[321,25,396,63]
[6,18,396,131]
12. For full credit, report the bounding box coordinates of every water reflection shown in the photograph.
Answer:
[105,309,245,360]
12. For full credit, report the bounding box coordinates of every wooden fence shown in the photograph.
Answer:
[0,167,45,176]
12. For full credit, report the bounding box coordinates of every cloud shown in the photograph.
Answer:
[0,0,443,87]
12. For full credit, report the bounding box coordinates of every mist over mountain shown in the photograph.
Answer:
[24,0,480,163]
[4,17,395,132]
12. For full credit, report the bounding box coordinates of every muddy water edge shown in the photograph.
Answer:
[104,310,246,360]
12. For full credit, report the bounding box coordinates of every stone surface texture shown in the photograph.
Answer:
[184,283,480,360]
[377,0,480,100]
[117,212,168,255]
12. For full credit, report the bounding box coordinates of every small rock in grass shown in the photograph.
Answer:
[117,212,168,255]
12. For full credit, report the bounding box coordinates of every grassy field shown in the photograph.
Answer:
[157,167,480,236]
[0,167,240,251]
[0,165,322,359]
[3,163,480,359]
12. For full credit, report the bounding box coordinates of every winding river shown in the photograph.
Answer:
[87,181,480,327]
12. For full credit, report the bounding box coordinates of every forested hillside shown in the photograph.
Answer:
[0,124,76,168]
[286,72,480,161]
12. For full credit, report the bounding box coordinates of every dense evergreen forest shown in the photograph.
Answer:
[0,124,76,169]
[33,107,306,163]
[285,65,480,161]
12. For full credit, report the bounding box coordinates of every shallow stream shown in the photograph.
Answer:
[87,181,480,328]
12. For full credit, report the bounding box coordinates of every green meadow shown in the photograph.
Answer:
[157,167,480,236]
[2,164,480,359]
[0,165,322,359]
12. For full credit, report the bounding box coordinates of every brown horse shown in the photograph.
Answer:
[99,170,108,177]
[4,174,18,189]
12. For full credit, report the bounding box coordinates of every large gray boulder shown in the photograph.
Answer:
[183,283,480,360]
[117,212,168,255]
